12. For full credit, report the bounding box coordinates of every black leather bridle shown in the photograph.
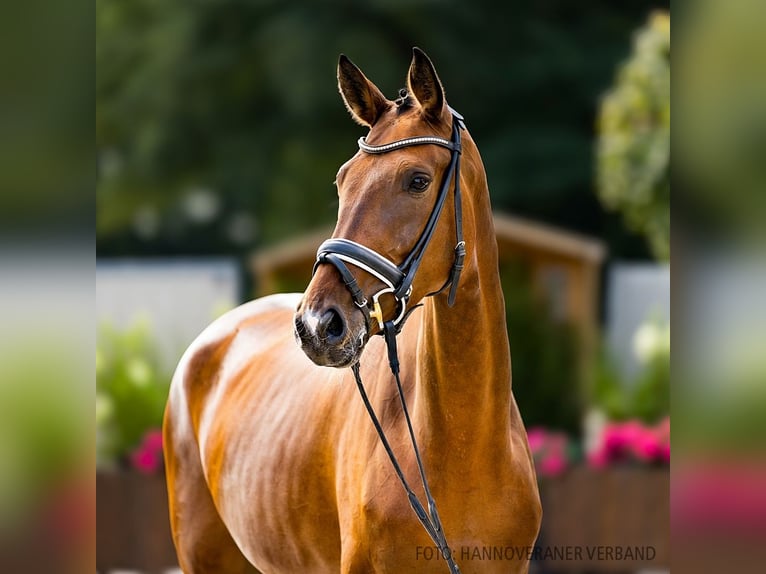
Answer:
[314,107,466,335]
[313,108,467,574]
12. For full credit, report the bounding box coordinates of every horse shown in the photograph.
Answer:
[163,48,542,574]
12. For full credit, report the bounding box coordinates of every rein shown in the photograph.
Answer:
[313,109,466,574]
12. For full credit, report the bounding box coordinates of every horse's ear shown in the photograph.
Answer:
[407,47,446,122]
[337,55,388,127]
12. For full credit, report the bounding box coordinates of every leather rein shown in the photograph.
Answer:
[313,109,466,574]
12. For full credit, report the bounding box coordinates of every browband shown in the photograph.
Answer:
[358,135,456,154]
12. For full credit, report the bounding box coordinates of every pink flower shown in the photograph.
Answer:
[602,422,633,461]
[129,428,164,474]
[656,416,670,439]
[658,442,671,463]
[632,428,662,462]
[588,418,670,468]
[539,450,567,477]
[143,429,163,453]
[587,448,608,469]
[673,462,766,533]
[131,447,160,474]
[654,417,671,463]
[526,427,572,477]
[526,427,546,453]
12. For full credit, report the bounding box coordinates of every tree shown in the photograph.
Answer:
[596,12,670,261]
[97,0,667,257]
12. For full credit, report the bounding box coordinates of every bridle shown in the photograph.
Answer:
[312,108,467,574]
[314,107,466,335]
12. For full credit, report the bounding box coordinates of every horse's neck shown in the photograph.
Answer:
[414,210,512,457]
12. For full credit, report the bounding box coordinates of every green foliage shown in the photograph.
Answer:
[596,12,670,261]
[97,0,665,258]
[678,380,766,456]
[594,353,669,425]
[0,338,86,527]
[675,0,766,240]
[592,318,670,423]
[631,354,670,422]
[96,320,171,465]
[501,262,581,435]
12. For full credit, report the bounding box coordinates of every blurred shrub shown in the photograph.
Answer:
[96,320,170,468]
[596,11,670,261]
[593,316,669,423]
[677,364,766,457]
[0,339,85,531]
[0,248,92,571]
[676,0,766,240]
[501,262,581,435]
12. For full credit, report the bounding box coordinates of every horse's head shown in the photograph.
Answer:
[296,48,469,368]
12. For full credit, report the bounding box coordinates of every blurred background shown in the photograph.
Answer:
[94,1,671,573]
[16,0,766,572]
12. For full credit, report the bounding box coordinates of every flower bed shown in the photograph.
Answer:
[527,419,669,572]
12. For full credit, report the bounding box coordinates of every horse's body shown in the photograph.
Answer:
[164,49,541,574]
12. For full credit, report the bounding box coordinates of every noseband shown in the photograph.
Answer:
[314,108,467,334]
[312,108,467,574]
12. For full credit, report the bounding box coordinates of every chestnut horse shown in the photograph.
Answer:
[164,48,541,573]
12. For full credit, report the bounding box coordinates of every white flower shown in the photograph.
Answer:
[633,320,670,363]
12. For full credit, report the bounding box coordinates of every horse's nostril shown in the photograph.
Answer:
[320,308,346,341]
[327,311,344,338]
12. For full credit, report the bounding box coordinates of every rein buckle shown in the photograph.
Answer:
[370,299,385,332]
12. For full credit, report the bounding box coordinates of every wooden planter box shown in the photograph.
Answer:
[97,470,177,574]
[536,465,669,573]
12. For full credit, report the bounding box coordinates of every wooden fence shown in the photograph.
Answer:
[97,466,669,574]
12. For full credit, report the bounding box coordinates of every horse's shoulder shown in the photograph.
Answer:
[179,291,295,363]
[167,293,302,432]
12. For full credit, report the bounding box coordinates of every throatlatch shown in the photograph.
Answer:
[313,109,466,574]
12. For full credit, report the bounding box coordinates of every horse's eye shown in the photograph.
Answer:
[409,175,431,193]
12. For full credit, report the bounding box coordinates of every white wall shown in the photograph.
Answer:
[606,262,670,380]
[96,259,241,370]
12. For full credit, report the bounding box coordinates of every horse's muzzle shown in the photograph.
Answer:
[294,305,367,368]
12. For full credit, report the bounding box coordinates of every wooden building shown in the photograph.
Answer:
[251,213,605,368]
